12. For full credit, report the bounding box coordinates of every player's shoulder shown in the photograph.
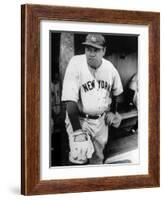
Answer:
[102,58,116,71]
[102,58,120,77]
[67,54,86,72]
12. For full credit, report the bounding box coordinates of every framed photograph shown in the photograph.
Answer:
[21,4,160,195]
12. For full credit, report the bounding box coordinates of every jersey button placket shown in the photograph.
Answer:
[97,96,101,112]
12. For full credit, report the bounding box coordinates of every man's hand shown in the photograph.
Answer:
[69,130,94,164]
[105,112,122,128]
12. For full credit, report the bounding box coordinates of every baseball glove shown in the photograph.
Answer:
[105,112,122,128]
[69,129,94,164]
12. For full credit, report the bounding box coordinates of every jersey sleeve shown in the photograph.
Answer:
[61,57,80,102]
[111,68,123,96]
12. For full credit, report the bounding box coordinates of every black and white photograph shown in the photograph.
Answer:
[50,31,138,167]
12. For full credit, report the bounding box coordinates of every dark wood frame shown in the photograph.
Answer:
[21,4,160,195]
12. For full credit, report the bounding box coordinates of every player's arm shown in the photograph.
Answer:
[66,101,87,142]
[110,67,123,113]
[62,57,94,163]
[61,57,86,141]
[66,101,81,131]
[105,94,122,128]
[110,95,120,113]
[105,68,123,127]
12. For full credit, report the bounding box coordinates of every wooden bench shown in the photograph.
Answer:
[120,108,138,120]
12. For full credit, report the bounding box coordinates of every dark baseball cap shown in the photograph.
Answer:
[82,34,105,49]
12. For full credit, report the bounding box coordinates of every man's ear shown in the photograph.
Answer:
[103,47,106,56]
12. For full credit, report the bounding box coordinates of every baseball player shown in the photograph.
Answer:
[62,34,123,165]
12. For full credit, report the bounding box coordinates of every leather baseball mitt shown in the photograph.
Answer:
[69,129,94,164]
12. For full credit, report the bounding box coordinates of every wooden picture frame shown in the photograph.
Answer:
[21,4,160,195]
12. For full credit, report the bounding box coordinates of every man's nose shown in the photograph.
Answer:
[89,50,96,56]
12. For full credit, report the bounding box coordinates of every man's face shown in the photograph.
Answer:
[85,46,106,69]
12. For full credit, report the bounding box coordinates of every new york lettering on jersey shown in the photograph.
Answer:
[82,80,111,92]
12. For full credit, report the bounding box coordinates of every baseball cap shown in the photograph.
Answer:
[82,34,105,49]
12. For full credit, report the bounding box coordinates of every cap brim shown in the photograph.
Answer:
[82,42,103,49]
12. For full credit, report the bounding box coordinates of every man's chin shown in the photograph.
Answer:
[88,61,98,69]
